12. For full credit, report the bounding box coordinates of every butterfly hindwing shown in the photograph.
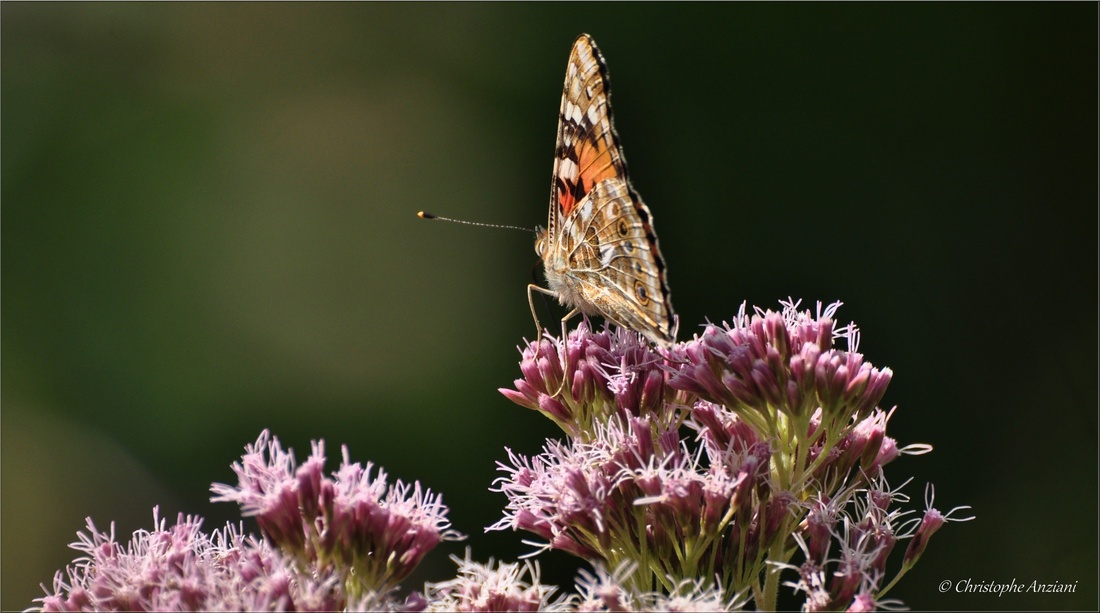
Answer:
[554,177,674,341]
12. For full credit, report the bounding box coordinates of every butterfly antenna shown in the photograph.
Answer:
[417,211,532,234]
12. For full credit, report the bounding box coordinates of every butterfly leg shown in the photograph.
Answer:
[552,307,581,399]
[527,284,557,346]
[527,283,580,399]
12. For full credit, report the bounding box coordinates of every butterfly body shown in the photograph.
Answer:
[534,34,676,348]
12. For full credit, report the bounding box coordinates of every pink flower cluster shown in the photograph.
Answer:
[494,301,971,610]
[210,431,463,597]
[37,431,462,611]
[37,509,345,612]
[35,300,970,612]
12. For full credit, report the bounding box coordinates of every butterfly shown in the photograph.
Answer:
[529,34,677,348]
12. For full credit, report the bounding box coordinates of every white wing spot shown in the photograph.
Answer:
[558,158,578,180]
[600,245,614,268]
[566,102,584,124]
[578,199,594,219]
[586,105,602,126]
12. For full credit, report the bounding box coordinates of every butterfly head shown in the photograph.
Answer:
[534,225,549,259]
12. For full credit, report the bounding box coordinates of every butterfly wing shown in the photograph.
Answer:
[547,34,625,236]
[540,34,676,347]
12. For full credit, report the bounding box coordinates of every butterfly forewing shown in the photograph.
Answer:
[551,39,624,221]
[537,34,676,347]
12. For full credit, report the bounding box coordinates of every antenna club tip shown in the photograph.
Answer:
[417,211,436,219]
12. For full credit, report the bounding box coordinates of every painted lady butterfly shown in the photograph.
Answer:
[530,34,677,348]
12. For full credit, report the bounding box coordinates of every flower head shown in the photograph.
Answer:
[35,508,345,612]
[497,300,968,610]
[500,323,685,438]
[211,430,464,597]
[902,484,974,568]
[38,432,468,612]
[422,550,570,612]
[667,301,892,436]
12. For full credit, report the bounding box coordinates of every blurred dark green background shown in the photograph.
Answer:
[3,3,1096,610]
